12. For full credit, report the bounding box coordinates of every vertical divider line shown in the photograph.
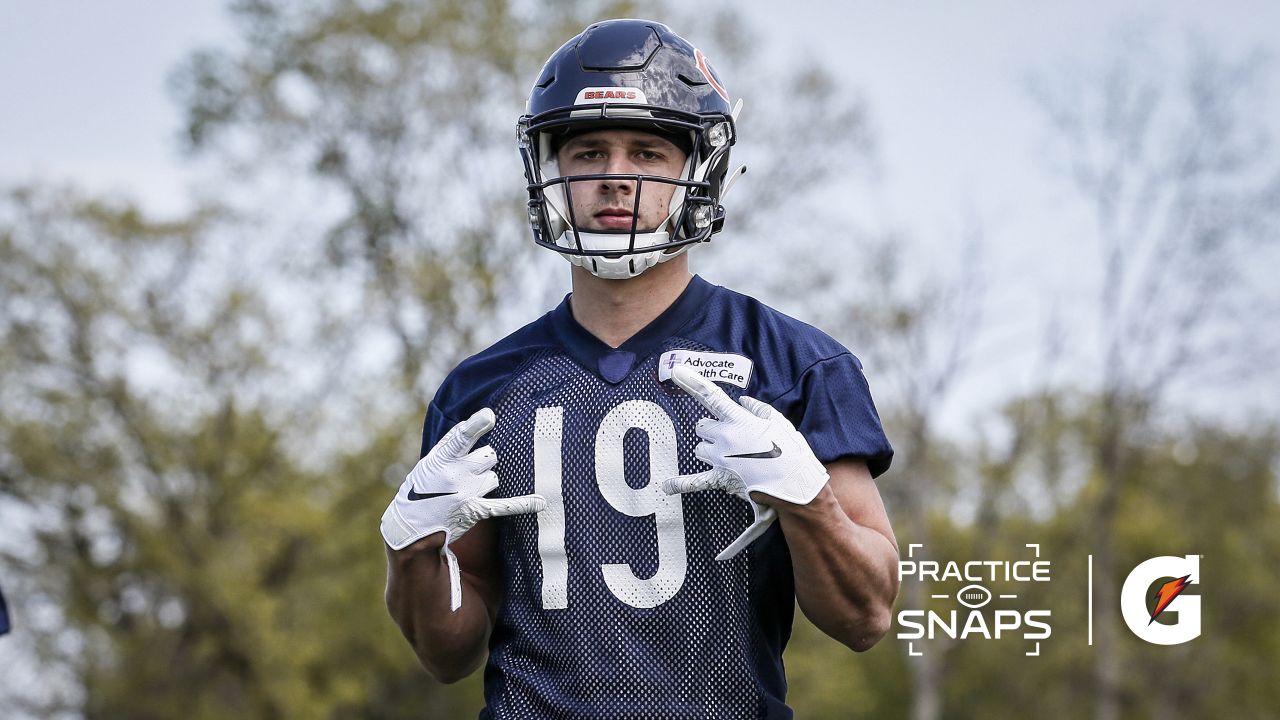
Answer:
[1088,554,1094,646]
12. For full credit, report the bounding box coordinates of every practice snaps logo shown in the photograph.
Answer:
[1120,555,1201,645]
[896,544,1052,657]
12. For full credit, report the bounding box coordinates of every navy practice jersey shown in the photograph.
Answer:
[421,275,893,720]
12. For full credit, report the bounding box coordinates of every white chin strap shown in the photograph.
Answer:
[554,229,691,280]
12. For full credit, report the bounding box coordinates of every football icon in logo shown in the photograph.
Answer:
[957,584,993,609]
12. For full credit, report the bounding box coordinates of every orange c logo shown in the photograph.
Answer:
[694,48,731,103]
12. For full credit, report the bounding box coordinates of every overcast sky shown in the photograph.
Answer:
[6,1,1278,212]
[3,0,1279,432]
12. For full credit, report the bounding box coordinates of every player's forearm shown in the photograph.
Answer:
[775,486,899,651]
[385,540,492,683]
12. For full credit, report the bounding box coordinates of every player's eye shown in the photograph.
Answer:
[636,150,664,162]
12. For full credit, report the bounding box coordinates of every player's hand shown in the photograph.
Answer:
[380,408,546,610]
[661,364,829,561]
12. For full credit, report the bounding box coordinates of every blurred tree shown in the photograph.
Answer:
[0,183,497,718]
[5,8,1280,718]
[779,384,1280,720]
[1029,35,1280,720]
[169,0,649,406]
[2,1,884,718]
[794,224,985,720]
[928,391,1280,720]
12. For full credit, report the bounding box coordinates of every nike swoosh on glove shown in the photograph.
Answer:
[381,408,545,610]
[661,364,829,561]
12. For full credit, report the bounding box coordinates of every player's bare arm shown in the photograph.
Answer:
[381,409,544,682]
[385,522,501,683]
[768,457,899,651]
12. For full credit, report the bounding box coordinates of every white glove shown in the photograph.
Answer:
[381,408,546,610]
[661,364,829,561]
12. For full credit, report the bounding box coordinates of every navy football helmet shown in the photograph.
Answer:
[518,19,740,279]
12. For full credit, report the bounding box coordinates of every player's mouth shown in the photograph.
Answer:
[594,208,636,230]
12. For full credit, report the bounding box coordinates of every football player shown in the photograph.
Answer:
[382,19,898,719]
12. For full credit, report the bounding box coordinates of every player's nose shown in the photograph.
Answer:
[598,153,639,193]
[597,177,636,196]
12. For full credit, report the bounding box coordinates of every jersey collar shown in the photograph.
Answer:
[550,274,715,381]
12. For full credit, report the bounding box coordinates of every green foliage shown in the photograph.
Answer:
[882,393,1280,719]
[0,186,439,718]
[785,613,909,719]
[3,3,1279,719]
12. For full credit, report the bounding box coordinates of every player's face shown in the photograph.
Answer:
[556,129,688,234]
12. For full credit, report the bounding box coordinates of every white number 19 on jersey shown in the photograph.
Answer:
[533,401,688,610]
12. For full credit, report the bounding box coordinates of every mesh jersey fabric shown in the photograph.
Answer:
[420,275,894,719]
